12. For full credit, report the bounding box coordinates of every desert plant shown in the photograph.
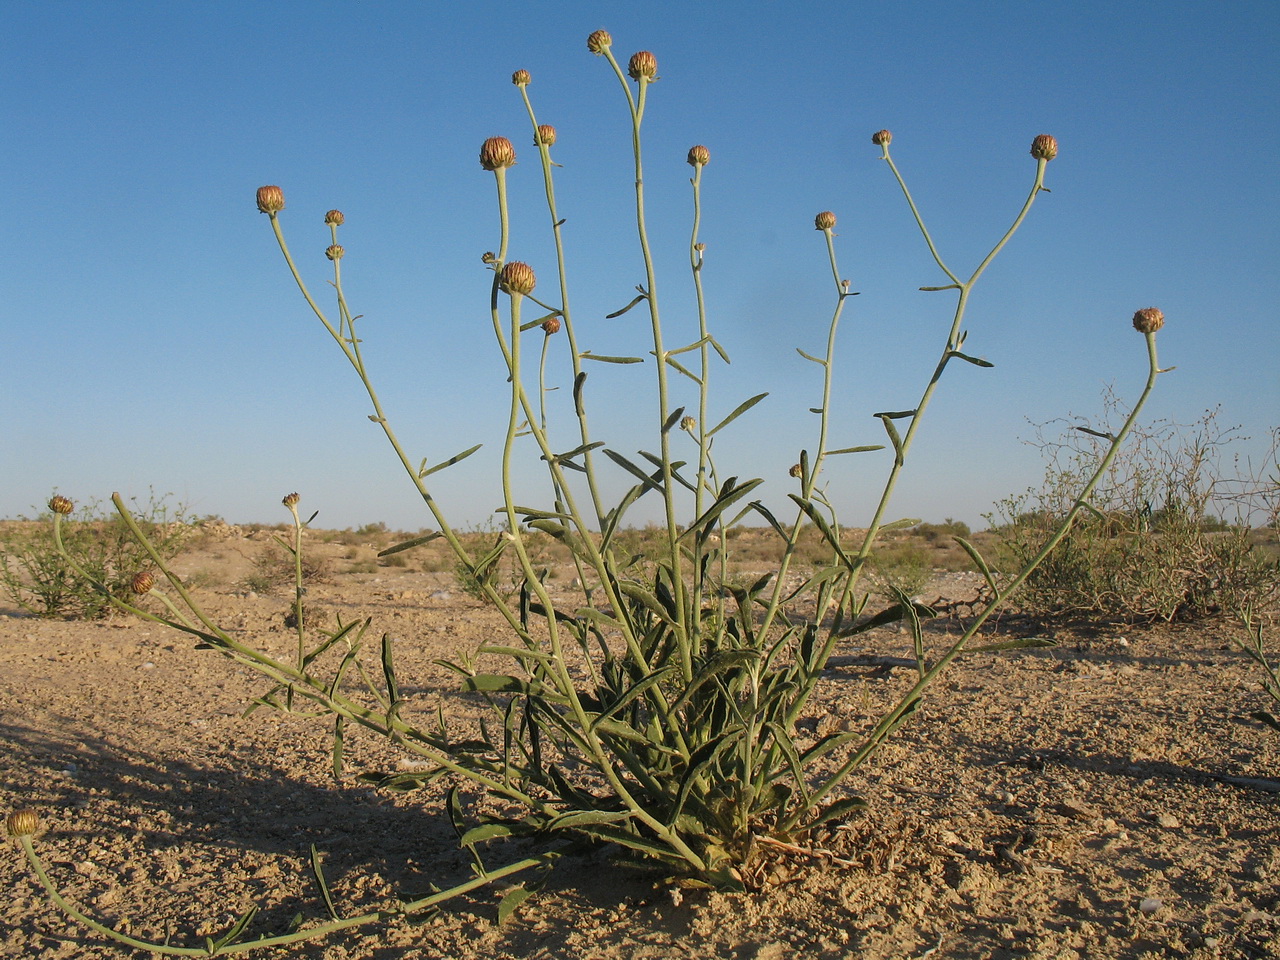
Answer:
[0,490,190,618]
[989,395,1279,621]
[12,32,1171,955]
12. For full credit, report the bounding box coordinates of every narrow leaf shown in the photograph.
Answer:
[795,347,827,365]
[497,885,534,925]
[949,350,994,368]
[605,294,647,318]
[419,443,483,478]
[826,444,885,456]
[378,532,442,557]
[953,535,998,594]
[708,393,768,437]
[310,846,341,921]
[581,353,644,364]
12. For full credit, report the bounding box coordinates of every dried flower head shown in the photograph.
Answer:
[541,316,562,335]
[680,416,697,432]
[256,185,285,215]
[130,571,157,595]
[48,496,74,515]
[872,129,892,146]
[282,492,300,508]
[324,209,345,226]
[1030,134,1058,161]
[814,211,837,231]
[5,810,38,839]
[693,242,706,253]
[501,261,537,296]
[325,244,345,261]
[587,29,612,54]
[481,251,497,264]
[789,463,804,479]
[1132,307,1165,334]
[511,69,531,86]
[628,51,657,81]
[479,136,517,171]
[687,144,710,166]
[535,125,557,147]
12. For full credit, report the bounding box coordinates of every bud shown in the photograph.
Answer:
[256,185,285,215]
[687,144,710,167]
[535,125,557,147]
[512,69,531,86]
[1030,134,1058,162]
[587,30,612,54]
[48,496,74,515]
[479,136,517,171]
[871,129,892,147]
[693,242,706,253]
[628,51,657,81]
[814,211,837,231]
[325,244,345,261]
[541,316,562,335]
[130,571,157,595]
[5,810,38,838]
[501,261,537,296]
[680,416,696,432]
[282,492,300,508]
[481,251,497,264]
[1131,307,1165,334]
[789,464,803,479]
[324,209,345,226]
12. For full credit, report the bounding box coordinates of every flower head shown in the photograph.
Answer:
[325,244,344,261]
[282,492,300,509]
[501,261,537,296]
[541,316,561,335]
[48,496,74,515]
[814,211,837,231]
[628,51,657,81]
[479,136,517,171]
[1030,134,1058,161]
[535,125,557,147]
[256,185,285,215]
[5,810,38,839]
[687,145,710,167]
[1132,307,1165,334]
[511,69,531,86]
[324,209,345,226]
[130,571,157,595]
[587,30,612,54]
[872,129,892,147]
[789,463,804,479]
[680,416,697,432]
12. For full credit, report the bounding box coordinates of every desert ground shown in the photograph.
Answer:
[2,523,1277,959]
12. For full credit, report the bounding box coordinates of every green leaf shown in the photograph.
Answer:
[378,532,442,557]
[605,293,647,318]
[795,347,827,366]
[668,335,714,357]
[949,350,994,368]
[582,353,644,364]
[804,795,868,829]
[878,517,922,532]
[332,716,345,779]
[497,885,534,924]
[826,444,885,456]
[663,407,687,434]
[703,393,769,438]
[663,354,702,385]
[1076,426,1116,441]
[310,845,341,921]
[381,634,400,704]
[207,905,260,952]
[953,535,999,595]
[967,636,1058,653]
[573,371,587,416]
[419,443,483,479]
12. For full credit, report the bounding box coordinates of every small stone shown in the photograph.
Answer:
[1155,813,1181,829]
[1139,897,1163,915]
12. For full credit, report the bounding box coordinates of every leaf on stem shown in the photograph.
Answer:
[605,294,648,318]
[948,350,994,368]
[953,536,999,595]
[379,532,442,557]
[581,353,644,364]
[795,347,828,366]
[310,845,342,921]
[419,444,483,478]
[826,444,885,456]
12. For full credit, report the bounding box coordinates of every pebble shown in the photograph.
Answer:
[1139,898,1163,915]
[1155,812,1182,829]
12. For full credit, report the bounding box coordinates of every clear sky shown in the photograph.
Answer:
[4,1,1278,533]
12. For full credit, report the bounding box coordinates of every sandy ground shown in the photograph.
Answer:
[2,531,1278,959]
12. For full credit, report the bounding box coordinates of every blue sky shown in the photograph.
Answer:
[4,1,1277,533]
